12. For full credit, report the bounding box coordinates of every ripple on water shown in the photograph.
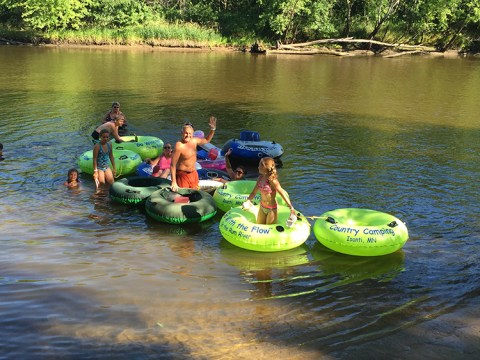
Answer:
[0,51,479,358]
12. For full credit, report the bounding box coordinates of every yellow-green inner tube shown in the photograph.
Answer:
[313,208,409,256]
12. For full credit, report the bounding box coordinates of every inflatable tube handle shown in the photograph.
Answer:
[119,155,128,160]
[325,216,337,224]
[207,171,219,179]
[116,146,126,151]
[387,221,398,228]
[126,189,141,194]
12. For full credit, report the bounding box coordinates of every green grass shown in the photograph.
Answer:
[0,21,228,47]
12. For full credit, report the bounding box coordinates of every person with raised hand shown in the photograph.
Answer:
[170,116,217,192]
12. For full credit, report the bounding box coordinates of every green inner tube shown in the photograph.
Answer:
[78,149,141,176]
[109,176,171,205]
[213,180,290,212]
[111,136,164,160]
[219,206,311,252]
[145,187,217,224]
[313,208,409,256]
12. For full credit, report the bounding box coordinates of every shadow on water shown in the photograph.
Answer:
[1,49,480,358]
[232,239,480,356]
[0,282,195,359]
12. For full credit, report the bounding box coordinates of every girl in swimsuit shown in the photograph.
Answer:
[92,129,116,190]
[244,157,295,225]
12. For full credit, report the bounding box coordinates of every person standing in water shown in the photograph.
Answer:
[170,116,217,191]
[92,129,116,190]
[102,101,128,133]
[91,115,125,144]
[244,157,295,225]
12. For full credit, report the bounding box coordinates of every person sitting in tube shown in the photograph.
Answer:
[215,148,246,183]
[145,143,173,179]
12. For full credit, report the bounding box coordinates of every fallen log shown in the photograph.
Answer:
[383,50,426,58]
[268,48,352,56]
[0,37,27,45]
[272,38,436,55]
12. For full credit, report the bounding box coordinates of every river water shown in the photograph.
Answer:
[0,46,479,359]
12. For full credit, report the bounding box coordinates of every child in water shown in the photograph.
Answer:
[64,168,80,188]
[244,157,296,225]
[92,129,116,190]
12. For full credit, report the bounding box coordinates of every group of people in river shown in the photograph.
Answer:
[66,101,296,225]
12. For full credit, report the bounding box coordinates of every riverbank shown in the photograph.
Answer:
[2,40,477,59]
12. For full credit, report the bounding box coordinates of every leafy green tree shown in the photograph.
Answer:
[258,0,336,43]
[393,0,480,50]
[87,0,155,28]
[439,0,480,51]
[0,0,93,30]
[0,0,478,50]
[364,0,401,39]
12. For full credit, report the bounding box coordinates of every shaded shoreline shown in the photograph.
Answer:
[2,38,480,58]
[0,42,480,58]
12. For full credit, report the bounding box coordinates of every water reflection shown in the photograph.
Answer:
[1,48,479,358]
[310,242,406,283]
[220,241,311,299]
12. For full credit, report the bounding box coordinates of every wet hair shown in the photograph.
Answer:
[67,168,79,183]
[99,129,110,136]
[0,143,3,151]
[260,157,277,182]
[112,101,120,108]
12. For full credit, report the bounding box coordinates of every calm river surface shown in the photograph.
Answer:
[0,46,479,359]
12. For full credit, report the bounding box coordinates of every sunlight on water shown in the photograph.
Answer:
[0,47,479,358]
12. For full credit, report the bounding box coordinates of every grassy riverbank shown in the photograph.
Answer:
[0,21,230,48]
[2,23,478,58]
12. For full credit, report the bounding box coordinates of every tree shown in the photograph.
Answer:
[258,0,335,43]
[0,0,94,30]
